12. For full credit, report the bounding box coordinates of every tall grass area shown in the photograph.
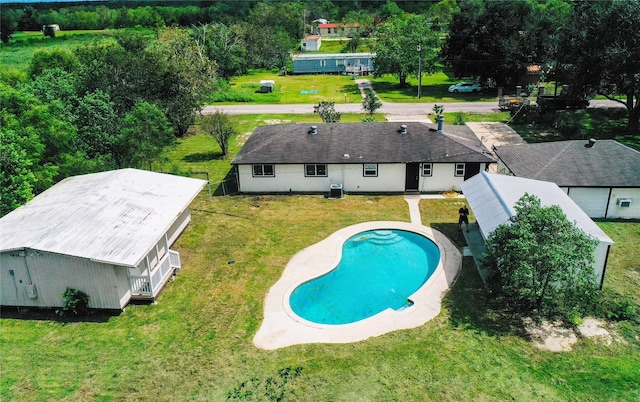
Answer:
[2,116,639,401]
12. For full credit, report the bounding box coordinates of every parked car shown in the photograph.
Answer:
[448,82,481,93]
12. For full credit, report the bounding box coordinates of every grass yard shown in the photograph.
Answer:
[1,194,638,401]
[371,71,498,103]
[215,69,500,105]
[2,114,639,401]
[0,29,154,71]
[304,37,374,54]
[212,70,364,104]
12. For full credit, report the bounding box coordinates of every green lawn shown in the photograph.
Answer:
[216,69,500,105]
[300,37,374,54]
[370,71,498,103]
[213,70,364,104]
[0,30,155,71]
[1,116,639,401]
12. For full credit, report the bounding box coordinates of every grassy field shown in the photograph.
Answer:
[1,29,497,104]
[1,115,639,401]
[212,70,364,104]
[370,71,498,103]
[305,37,374,54]
[0,30,155,71]
[216,69,498,105]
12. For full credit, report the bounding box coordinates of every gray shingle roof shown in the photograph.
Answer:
[231,122,495,165]
[494,140,640,187]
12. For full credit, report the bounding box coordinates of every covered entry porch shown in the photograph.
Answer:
[129,249,181,300]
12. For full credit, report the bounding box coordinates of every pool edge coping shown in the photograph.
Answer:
[253,221,463,350]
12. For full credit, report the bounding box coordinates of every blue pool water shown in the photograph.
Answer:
[289,229,440,325]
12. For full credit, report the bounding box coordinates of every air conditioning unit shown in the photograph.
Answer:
[330,184,343,199]
[616,198,632,208]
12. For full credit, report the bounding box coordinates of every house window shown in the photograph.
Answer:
[455,163,465,177]
[422,163,433,177]
[253,164,274,177]
[305,164,327,177]
[363,164,378,177]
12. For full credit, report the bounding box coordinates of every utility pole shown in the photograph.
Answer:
[417,42,422,99]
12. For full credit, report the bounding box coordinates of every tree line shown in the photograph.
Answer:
[1,27,215,215]
[0,1,437,43]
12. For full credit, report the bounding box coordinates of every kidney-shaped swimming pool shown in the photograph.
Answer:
[288,229,440,325]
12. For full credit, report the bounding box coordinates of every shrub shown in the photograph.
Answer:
[453,112,466,125]
[595,295,638,322]
[61,288,90,315]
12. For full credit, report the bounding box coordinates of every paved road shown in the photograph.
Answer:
[202,99,622,116]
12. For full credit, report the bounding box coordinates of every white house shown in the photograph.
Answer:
[0,169,207,311]
[231,122,495,194]
[494,139,640,219]
[301,35,321,51]
[461,171,614,288]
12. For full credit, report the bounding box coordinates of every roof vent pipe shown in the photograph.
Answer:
[400,124,407,134]
[437,115,444,133]
[309,125,318,135]
[586,138,596,148]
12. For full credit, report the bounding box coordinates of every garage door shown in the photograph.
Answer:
[568,187,609,218]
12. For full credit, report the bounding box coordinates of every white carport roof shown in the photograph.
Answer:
[461,172,613,244]
[0,169,207,267]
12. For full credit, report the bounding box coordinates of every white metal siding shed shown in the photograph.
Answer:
[0,169,207,268]
[461,171,614,286]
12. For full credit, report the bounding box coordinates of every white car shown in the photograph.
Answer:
[448,82,481,93]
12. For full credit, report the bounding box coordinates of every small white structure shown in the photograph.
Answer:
[0,169,207,310]
[300,35,321,51]
[461,171,613,287]
[259,80,275,93]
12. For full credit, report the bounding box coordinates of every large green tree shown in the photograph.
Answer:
[442,0,569,87]
[74,90,119,161]
[483,194,598,319]
[192,23,247,80]
[241,2,303,69]
[199,110,236,157]
[0,7,23,43]
[152,27,217,136]
[0,129,36,216]
[557,0,640,132]
[115,101,175,169]
[75,28,215,136]
[28,48,81,78]
[373,14,440,86]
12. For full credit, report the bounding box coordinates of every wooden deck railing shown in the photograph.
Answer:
[130,250,180,298]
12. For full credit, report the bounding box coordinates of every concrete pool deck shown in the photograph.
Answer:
[253,201,463,350]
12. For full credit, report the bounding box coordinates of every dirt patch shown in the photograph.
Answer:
[264,119,292,125]
[523,317,623,351]
[577,317,626,345]
[522,317,578,352]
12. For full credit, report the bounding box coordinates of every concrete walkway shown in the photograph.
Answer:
[466,122,526,173]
